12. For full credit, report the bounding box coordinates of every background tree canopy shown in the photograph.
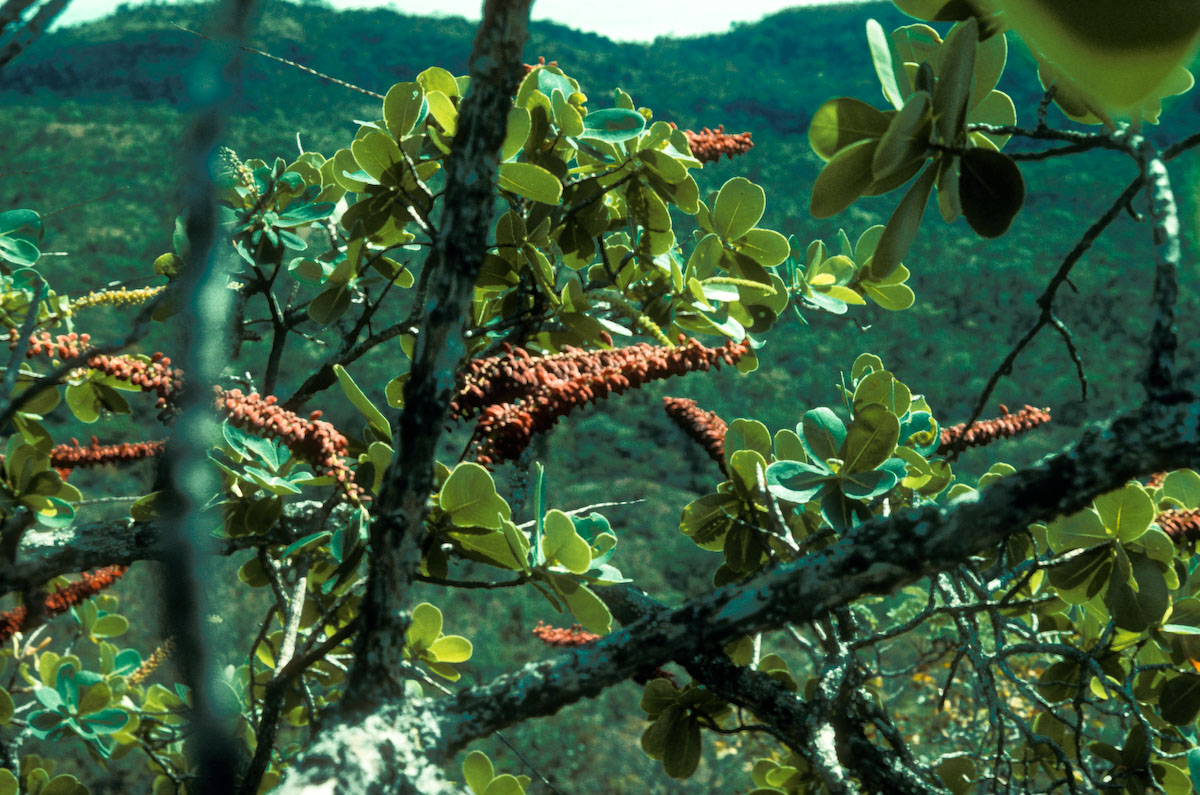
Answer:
[0,0,1199,792]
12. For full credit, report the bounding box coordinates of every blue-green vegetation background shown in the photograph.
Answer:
[2,0,1199,790]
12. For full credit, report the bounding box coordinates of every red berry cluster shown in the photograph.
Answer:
[1156,508,1200,544]
[458,336,751,466]
[668,123,754,164]
[937,404,1052,455]
[662,396,728,476]
[52,436,166,477]
[1146,472,1167,490]
[0,564,128,643]
[215,387,363,503]
[531,620,599,647]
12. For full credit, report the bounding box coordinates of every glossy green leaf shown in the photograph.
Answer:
[1160,673,1200,724]
[867,18,909,109]
[873,90,932,182]
[842,404,900,473]
[581,108,646,142]
[808,97,892,161]
[959,147,1024,238]
[334,364,391,440]
[662,716,702,779]
[308,284,352,325]
[1094,484,1154,544]
[1106,551,1169,632]
[801,408,847,463]
[498,162,562,205]
[810,138,877,218]
[91,615,128,639]
[766,460,832,504]
[713,177,766,241]
[500,106,531,162]
[439,463,511,530]
[1162,470,1200,508]
[407,602,443,650]
[542,509,592,574]
[933,18,977,144]
[428,635,473,663]
[735,228,790,267]
[554,577,612,634]
[724,418,772,462]
[463,750,495,795]
[384,81,426,137]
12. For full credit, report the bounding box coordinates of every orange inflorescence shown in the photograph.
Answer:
[1146,472,1167,490]
[73,285,166,310]
[937,404,1051,455]
[10,331,185,420]
[456,336,751,467]
[668,122,754,164]
[1157,508,1200,544]
[0,564,129,643]
[52,436,166,477]
[662,396,728,476]
[531,620,599,647]
[215,387,363,503]
[128,636,176,686]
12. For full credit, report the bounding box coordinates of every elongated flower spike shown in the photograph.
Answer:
[0,565,129,643]
[51,437,167,478]
[531,621,599,647]
[662,396,728,476]
[1157,508,1200,545]
[462,337,751,467]
[668,122,754,164]
[937,404,1052,455]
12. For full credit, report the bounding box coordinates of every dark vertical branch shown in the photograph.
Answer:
[154,0,257,791]
[0,0,69,69]
[1140,141,1182,400]
[345,0,532,701]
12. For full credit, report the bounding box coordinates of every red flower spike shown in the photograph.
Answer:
[663,396,729,476]
[51,438,167,476]
[937,404,1052,456]
[213,387,364,504]
[1157,508,1200,544]
[531,620,599,647]
[0,565,128,643]
[459,338,752,466]
[666,122,754,164]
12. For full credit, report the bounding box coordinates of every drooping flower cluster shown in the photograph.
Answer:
[215,387,363,503]
[937,404,1052,455]
[72,285,166,311]
[662,396,728,476]
[51,436,166,477]
[531,620,599,647]
[669,123,754,164]
[0,565,128,643]
[455,336,751,466]
[1157,508,1200,544]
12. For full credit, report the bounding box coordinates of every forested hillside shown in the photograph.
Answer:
[3,3,1200,789]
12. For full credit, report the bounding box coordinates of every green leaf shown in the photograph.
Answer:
[439,463,511,530]
[713,177,766,241]
[867,163,937,281]
[933,18,978,143]
[1094,484,1154,544]
[541,510,592,574]
[873,91,932,182]
[406,602,444,650]
[766,460,833,504]
[498,162,562,205]
[735,228,790,268]
[1106,551,1170,632]
[841,404,900,473]
[680,492,740,550]
[808,97,892,161]
[308,284,352,325]
[724,418,772,462]
[91,614,128,639]
[554,577,612,634]
[428,635,473,663]
[334,364,391,440]
[867,18,909,109]
[662,714,702,778]
[580,108,647,142]
[1160,673,1200,724]
[483,775,525,795]
[0,768,14,795]
[1047,508,1112,553]
[801,408,847,463]
[77,681,111,715]
[500,106,532,162]
[384,81,426,137]
[638,149,687,184]
[463,750,495,795]
[1161,470,1200,508]
[958,148,1024,238]
[0,687,12,725]
[810,138,878,218]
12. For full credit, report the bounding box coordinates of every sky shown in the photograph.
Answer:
[51,0,875,42]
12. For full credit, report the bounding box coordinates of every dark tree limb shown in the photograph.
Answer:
[345,0,533,702]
